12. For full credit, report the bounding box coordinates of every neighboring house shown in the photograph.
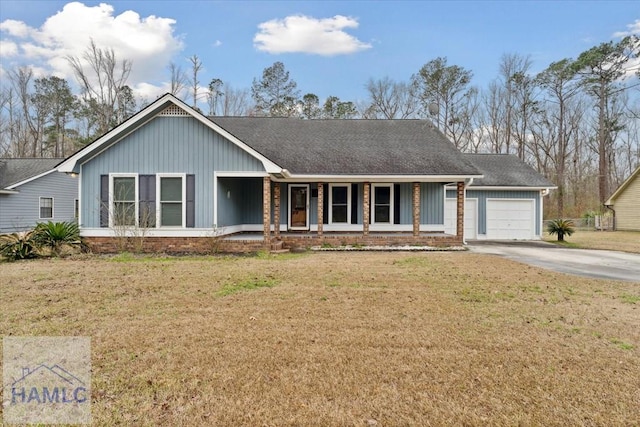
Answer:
[0,158,79,233]
[605,166,640,231]
[57,94,554,253]
[444,154,556,240]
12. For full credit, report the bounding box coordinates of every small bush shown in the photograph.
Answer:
[547,218,575,242]
[33,221,80,256]
[0,231,39,261]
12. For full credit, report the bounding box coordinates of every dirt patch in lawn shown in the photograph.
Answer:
[545,229,640,253]
[1,252,638,425]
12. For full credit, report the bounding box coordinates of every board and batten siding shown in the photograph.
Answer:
[446,189,542,236]
[0,172,78,233]
[81,116,266,228]
[612,175,640,231]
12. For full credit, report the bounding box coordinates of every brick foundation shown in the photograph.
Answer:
[83,233,462,255]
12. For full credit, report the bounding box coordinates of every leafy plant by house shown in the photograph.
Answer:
[33,221,80,256]
[547,218,575,241]
[0,231,39,261]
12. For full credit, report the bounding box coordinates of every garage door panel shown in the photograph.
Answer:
[444,199,477,239]
[486,199,534,240]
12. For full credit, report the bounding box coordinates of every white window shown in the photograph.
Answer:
[372,184,393,224]
[157,174,185,227]
[39,197,53,219]
[110,175,137,227]
[329,184,351,224]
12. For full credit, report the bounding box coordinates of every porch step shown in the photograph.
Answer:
[270,239,290,254]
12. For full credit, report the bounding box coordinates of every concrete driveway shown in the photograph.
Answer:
[467,241,640,283]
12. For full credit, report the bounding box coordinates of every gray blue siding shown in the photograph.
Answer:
[0,172,78,233]
[81,116,265,228]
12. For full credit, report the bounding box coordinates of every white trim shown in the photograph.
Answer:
[446,185,556,191]
[272,174,483,183]
[328,183,351,225]
[216,172,270,178]
[39,196,54,220]
[0,189,19,194]
[213,172,218,227]
[7,169,57,190]
[57,93,283,174]
[109,173,139,228]
[371,183,394,225]
[288,184,310,230]
[156,173,186,228]
[78,164,83,226]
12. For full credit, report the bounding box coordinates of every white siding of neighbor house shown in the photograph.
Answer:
[0,171,78,233]
[612,174,640,231]
[80,116,266,229]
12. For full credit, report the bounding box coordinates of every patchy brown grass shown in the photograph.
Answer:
[544,229,640,253]
[1,252,639,426]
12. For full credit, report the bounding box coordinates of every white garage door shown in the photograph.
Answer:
[444,198,477,239]
[486,199,535,240]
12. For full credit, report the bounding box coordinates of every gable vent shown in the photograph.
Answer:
[159,104,190,116]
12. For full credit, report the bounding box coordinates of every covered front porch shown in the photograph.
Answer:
[216,176,467,251]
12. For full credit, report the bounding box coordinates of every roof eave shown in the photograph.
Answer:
[272,173,484,183]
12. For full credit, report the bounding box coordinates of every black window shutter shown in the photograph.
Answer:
[139,175,156,227]
[100,175,109,227]
[351,184,358,224]
[394,184,400,224]
[322,184,328,224]
[186,174,195,228]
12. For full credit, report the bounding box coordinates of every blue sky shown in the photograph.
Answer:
[0,1,638,106]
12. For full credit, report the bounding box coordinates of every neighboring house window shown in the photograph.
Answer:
[329,184,351,224]
[372,184,393,224]
[158,175,185,227]
[112,176,137,226]
[39,197,53,219]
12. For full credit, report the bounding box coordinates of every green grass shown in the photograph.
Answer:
[619,294,640,304]
[216,277,278,296]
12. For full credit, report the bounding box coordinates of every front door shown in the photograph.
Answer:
[289,185,309,230]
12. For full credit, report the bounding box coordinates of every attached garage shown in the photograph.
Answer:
[445,198,477,239]
[446,153,555,241]
[486,199,535,240]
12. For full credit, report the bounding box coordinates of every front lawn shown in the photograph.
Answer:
[544,229,640,253]
[1,252,638,425]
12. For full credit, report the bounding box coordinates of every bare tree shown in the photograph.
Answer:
[188,55,203,110]
[364,76,418,119]
[67,39,132,139]
[168,62,187,98]
[219,83,251,116]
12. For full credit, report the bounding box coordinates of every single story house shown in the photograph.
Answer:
[605,165,640,231]
[0,158,79,233]
[56,94,554,253]
[445,154,555,240]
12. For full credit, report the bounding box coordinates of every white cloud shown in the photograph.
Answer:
[613,19,640,38]
[0,40,18,57]
[213,40,222,47]
[0,2,184,97]
[254,14,371,56]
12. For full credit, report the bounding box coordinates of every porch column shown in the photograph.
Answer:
[317,183,324,236]
[273,183,281,238]
[413,182,420,236]
[263,176,271,244]
[456,181,464,240]
[363,182,370,235]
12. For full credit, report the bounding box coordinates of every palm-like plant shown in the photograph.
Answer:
[0,231,39,261]
[33,221,80,256]
[547,218,575,242]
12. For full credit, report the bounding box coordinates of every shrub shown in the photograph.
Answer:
[547,218,575,242]
[0,231,39,261]
[33,221,80,256]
